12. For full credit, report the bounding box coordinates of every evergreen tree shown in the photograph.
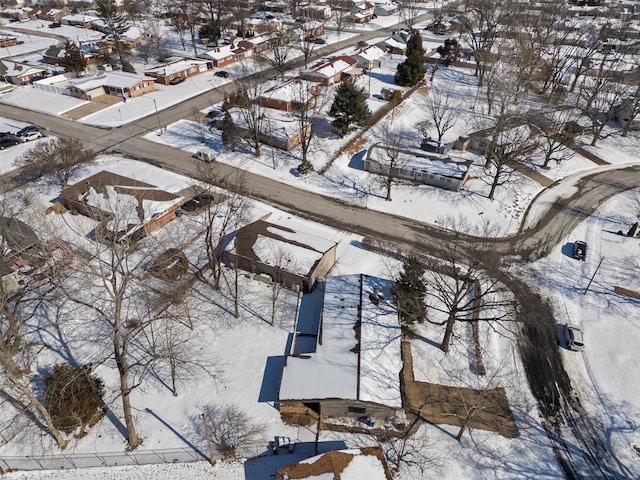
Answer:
[58,40,87,76]
[436,38,460,67]
[394,31,426,87]
[221,110,240,151]
[329,79,371,134]
[94,0,130,69]
[392,256,427,329]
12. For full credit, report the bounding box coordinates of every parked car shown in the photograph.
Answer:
[357,40,368,48]
[169,75,186,85]
[205,107,223,119]
[564,323,584,351]
[49,22,62,28]
[312,37,326,44]
[572,240,587,261]
[214,70,230,78]
[0,135,19,149]
[16,125,40,137]
[19,131,43,142]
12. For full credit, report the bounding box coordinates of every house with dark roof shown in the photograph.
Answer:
[225,217,337,292]
[277,447,393,480]
[59,171,184,244]
[279,274,403,425]
[1,216,40,296]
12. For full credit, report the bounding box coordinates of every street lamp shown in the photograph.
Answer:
[151,97,162,133]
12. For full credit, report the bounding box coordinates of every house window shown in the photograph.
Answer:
[348,406,366,414]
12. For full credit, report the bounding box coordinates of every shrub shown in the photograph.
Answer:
[44,364,104,435]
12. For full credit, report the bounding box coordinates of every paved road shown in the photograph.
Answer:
[2,14,639,477]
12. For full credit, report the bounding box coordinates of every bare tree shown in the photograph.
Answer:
[420,91,458,144]
[577,51,626,146]
[328,1,351,36]
[268,246,296,327]
[379,418,442,476]
[291,80,328,174]
[265,28,293,80]
[399,0,422,30]
[452,0,508,86]
[144,19,170,62]
[534,110,577,169]
[295,26,319,70]
[0,192,69,450]
[225,81,266,158]
[374,125,410,202]
[424,239,516,354]
[199,404,265,458]
[14,137,95,187]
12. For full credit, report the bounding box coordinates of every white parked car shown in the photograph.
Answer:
[564,323,584,351]
[19,131,43,142]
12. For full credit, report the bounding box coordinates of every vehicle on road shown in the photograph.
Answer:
[193,147,216,163]
[49,22,61,28]
[0,135,19,149]
[564,323,585,351]
[572,240,588,261]
[214,70,230,78]
[19,131,43,142]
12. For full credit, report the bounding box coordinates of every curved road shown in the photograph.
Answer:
[2,24,639,477]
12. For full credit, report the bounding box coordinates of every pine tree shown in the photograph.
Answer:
[392,256,427,329]
[436,38,460,67]
[395,31,426,87]
[58,40,87,76]
[329,79,371,134]
[221,110,240,151]
[94,0,130,69]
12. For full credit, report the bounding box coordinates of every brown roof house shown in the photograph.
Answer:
[225,217,337,292]
[277,447,392,480]
[278,274,404,427]
[59,171,184,244]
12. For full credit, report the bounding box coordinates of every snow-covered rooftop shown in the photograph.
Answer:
[279,274,402,406]
[70,71,154,91]
[307,56,358,79]
[144,59,208,77]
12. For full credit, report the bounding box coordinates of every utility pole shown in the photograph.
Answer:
[201,413,216,465]
[584,256,604,295]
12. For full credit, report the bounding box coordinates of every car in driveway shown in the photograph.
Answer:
[19,131,43,142]
[564,323,584,351]
[572,240,588,261]
[214,70,230,78]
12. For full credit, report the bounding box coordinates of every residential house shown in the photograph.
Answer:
[144,58,210,85]
[351,1,375,23]
[200,44,253,68]
[382,37,407,55]
[279,274,403,425]
[364,143,473,192]
[298,4,332,20]
[277,447,393,480]
[374,3,399,17]
[1,7,32,21]
[468,124,537,158]
[60,13,99,27]
[353,45,388,70]
[42,46,65,66]
[1,216,40,296]
[258,78,318,111]
[300,55,358,86]
[33,7,70,23]
[237,34,278,54]
[68,71,155,100]
[1,262,21,297]
[225,216,337,292]
[613,97,640,131]
[58,171,185,244]
[300,20,325,39]
[217,106,312,151]
[0,60,46,85]
[232,17,283,37]
[257,1,291,13]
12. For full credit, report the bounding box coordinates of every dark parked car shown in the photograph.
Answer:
[572,240,587,261]
[49,22,62,28]
[16,125,40,137]
[312,37,326,44]
[0,135,20,149]
[214,70,230,78]
[357,40,368,48]
[169,75,186,85]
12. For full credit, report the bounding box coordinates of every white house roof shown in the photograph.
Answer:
[260,78,316,104]
[201,44,251,60]
[144,59,208,77]
[383,37,406,50]
[279,275,402,407]
[355,45,387,62]
[368,144,472,179]
[71,71,154,92]
[61,13,100,23]
[228,216,336,277]
[224,106,309,142]
[308,56,358,79]
[0,60,45,77]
